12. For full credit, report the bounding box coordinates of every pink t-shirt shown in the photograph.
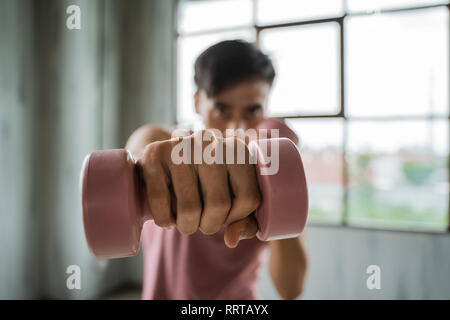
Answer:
[141,220,268,299]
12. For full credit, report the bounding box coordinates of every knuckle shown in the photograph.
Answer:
[225,135,240,146]
[142,141,165,166]
[241,190,261,213]
[169,136,189,148]
[169,135,194,165]
[204,128,222,140]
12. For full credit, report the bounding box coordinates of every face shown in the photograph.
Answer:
[194,79,271,135]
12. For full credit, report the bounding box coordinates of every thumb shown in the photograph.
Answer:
[224,215,258,248]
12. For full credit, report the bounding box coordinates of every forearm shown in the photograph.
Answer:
[268,236,307,300]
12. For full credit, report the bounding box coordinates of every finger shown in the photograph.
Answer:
[224,216,258,248]
[197,135,231,235]
[139,142,175,229]
[197,162,231,234]
[168,139,202,235]
[224,136,261,225]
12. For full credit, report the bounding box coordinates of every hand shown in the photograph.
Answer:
[137,130,261,248]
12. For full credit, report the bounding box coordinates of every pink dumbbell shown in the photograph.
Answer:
[80,120,308,259]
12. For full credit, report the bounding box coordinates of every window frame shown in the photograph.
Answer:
[174,0,450,233]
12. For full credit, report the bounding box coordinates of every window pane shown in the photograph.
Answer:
[347,0,449,13]
[346,8,449,117]
[177,30,256,126]
[347,120,449,230]
[178,0,253,34]
[257,0,344,25]
[286,119,344,224]
[260,23,340,116]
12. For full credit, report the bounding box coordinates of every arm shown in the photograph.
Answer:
[127,124,308,299]
[268,236,307,300]
[125,124,172,159]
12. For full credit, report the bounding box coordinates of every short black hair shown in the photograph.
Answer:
[194,40,276,97]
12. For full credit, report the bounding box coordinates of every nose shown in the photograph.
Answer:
[226,119,248,132]
[224,119,257,143]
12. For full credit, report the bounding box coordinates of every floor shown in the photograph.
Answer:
[100,285,142,300]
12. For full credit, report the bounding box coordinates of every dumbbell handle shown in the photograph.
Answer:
[81,138,308,259]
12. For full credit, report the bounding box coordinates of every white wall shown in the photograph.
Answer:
[257,225,450,299]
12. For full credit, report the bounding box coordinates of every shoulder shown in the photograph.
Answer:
[130,124,173,143]
[125,124,174,159]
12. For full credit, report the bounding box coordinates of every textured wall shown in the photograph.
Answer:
[31,0,127,299]
[0,0,175,299]
[0,0,39,299]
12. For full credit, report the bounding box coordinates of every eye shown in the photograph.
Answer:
[216,105,227,114]
[246,105,262,117]
[214,102,230,118]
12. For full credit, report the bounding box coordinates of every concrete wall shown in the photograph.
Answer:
[0,0,175,299]
[0,0,39,299]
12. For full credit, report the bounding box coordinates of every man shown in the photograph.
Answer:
[126,40,307,299]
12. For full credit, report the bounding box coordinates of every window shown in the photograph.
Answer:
[176,0,450,232]
[347,120,448,230]
[346,8,448,117]
[259,22,340,116]
[286,118,345,224]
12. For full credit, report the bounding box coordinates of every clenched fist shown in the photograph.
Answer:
[137,130,261,248]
